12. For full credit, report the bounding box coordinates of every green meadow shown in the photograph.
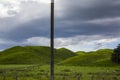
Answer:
[0,65,120,80]
[0,46,120,80]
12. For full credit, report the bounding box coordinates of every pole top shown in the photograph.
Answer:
[51,0,54,3]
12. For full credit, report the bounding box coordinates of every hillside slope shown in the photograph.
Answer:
[0,46,76,64]
[59,49,118,66]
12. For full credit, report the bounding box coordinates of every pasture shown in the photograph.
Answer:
[0,65,120,80]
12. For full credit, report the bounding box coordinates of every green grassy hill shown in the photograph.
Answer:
[0,46,119,66]
[55,48,78,62]
[76,51,86,55]
[0,46,76,64]
[59,49,119,66]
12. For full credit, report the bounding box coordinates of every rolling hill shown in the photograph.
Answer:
[0,46,119,66]
[59,49,119,66]
[0,46,77,64]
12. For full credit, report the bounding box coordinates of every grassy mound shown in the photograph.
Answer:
[0,46,76,64]
[59,49,118,66]
[0,47,119,66]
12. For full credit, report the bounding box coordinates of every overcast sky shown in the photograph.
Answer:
[0,0,120,51]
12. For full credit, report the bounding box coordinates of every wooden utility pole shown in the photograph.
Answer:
[50,0,54,80]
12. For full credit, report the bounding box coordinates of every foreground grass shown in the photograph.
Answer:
[0,65,120,80]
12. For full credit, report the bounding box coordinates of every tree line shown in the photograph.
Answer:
[111,44,120,64]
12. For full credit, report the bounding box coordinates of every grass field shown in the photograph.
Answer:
[0,46,120,80]
[0,65,120,80]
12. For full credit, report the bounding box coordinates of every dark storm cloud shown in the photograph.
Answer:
[2,18,50,41]
[55,23,120,38]
[1,0,120,44]
[53,0,120,38]
[59,0,120,20]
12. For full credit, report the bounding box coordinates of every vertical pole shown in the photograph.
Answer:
[50,0,54,80]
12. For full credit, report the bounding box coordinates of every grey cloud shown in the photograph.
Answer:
[0,1,51,42]
[58,0,120,20]
[2,18,50,41]
[55,22,120,38]
[54,0,120,38]
[1,0,120,40]
[0,0,120,51]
